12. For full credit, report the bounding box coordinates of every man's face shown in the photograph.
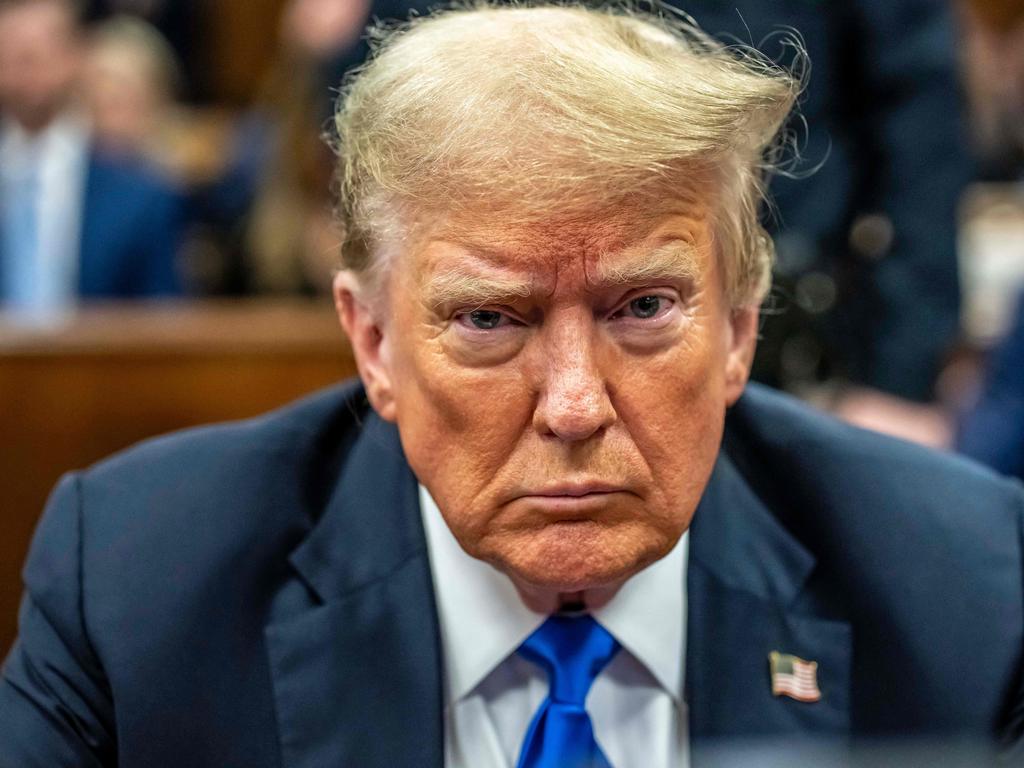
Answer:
[0,1,80,132]
[338,193,758,599]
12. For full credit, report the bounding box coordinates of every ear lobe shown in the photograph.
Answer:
[724,305,759,406]
[333,272,397,421]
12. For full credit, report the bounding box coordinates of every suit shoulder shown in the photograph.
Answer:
[17,381,375,688]
[725,385,1024,663]
[727,383,1024,527]
[76,380,371,534]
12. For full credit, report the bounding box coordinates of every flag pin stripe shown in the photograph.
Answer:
[769,650,822,703]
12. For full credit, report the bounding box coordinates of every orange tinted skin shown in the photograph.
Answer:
[337,199,758,611]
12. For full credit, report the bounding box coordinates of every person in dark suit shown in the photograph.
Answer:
[0,0,183,310]
[676,0,971,401]
[1,4,1021,767]
[2,380,1021,767]
[958,293,1024,480]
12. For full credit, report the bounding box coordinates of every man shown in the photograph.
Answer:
[1,4,1022,767]
[0,0,183,313]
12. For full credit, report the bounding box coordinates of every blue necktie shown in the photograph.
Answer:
[516,615,620,768]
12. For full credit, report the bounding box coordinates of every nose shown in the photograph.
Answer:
[532,323,617,442]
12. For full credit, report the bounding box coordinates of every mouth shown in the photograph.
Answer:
[512,483,632,516]
[525,482,627,498]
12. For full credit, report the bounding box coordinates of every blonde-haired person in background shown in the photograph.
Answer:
[1,4,1022,767]
[241,0,371,295]
[81,15,182,171]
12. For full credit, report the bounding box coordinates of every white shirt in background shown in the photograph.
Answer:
[0,113,89,314]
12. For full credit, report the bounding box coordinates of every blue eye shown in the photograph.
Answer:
[627,296,662,318]
[468,309,505,329]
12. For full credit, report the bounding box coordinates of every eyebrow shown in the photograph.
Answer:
[591,240,702,289]
[423,240,702,309]
[424,269,534,310]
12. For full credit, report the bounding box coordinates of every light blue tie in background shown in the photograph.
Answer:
[1,154,43,308]
[516,615,620,768]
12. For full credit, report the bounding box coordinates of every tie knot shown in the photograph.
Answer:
[518,615,619,706]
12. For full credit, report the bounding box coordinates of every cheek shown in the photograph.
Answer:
[388,328,536,538]
[610,315,729,521]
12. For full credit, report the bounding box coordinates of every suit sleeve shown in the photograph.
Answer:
[0,474,115,768]
[999,484,1024,759]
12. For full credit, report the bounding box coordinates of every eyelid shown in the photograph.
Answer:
[453,305,523,332]
[607,288,679,320]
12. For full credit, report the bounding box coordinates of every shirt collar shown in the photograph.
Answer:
[1,112,88,173]
[2,109,82,139]
[419,485,687,705]
[592,524,687,702]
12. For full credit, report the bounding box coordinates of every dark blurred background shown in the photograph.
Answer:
[2,0,1024,654]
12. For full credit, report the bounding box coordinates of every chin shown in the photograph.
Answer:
[492,520,667,595]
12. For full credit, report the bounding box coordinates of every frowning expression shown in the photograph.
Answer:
[337,195,758,598]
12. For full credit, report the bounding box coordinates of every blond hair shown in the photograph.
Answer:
[332,2,800,306]
[88,15,183,101]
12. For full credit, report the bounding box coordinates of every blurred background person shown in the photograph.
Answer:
[82,0,208,102]
[949,0,1024,473]
[0,0,185,316]
[957,293,1024,479]
[82,15,183,173]
[207,0,428,295]
[79,15,236,293]
[679,0,972,409]
[959,0,1024,180]
[235,0,372,295]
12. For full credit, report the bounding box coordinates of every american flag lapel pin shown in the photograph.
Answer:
[769,651,822,703]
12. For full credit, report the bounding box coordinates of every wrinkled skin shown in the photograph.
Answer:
[337,196,758,610]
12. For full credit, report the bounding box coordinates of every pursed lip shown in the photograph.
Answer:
[515,481,629,499]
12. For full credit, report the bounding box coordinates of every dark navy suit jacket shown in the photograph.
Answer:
[958,296,1024,481]
[0,151,184,301]
[1,382,1022,767]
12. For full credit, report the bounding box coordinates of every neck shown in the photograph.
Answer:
[12,107,59,136]
[511,580,622,615]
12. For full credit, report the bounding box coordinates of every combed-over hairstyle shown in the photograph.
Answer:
[332,2,799,306]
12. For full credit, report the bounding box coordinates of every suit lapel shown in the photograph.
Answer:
[265,411,444,768]
[687,453,852,760]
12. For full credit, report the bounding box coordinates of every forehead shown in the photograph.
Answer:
[0,1,74,45]
[0,0,71,27]
[407,192,717,280]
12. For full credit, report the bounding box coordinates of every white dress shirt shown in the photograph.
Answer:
[420,485,690,768]
[0,113,88,314]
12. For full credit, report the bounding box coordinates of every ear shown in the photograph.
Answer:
[333,272,397,422]
[724,305,759,406]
